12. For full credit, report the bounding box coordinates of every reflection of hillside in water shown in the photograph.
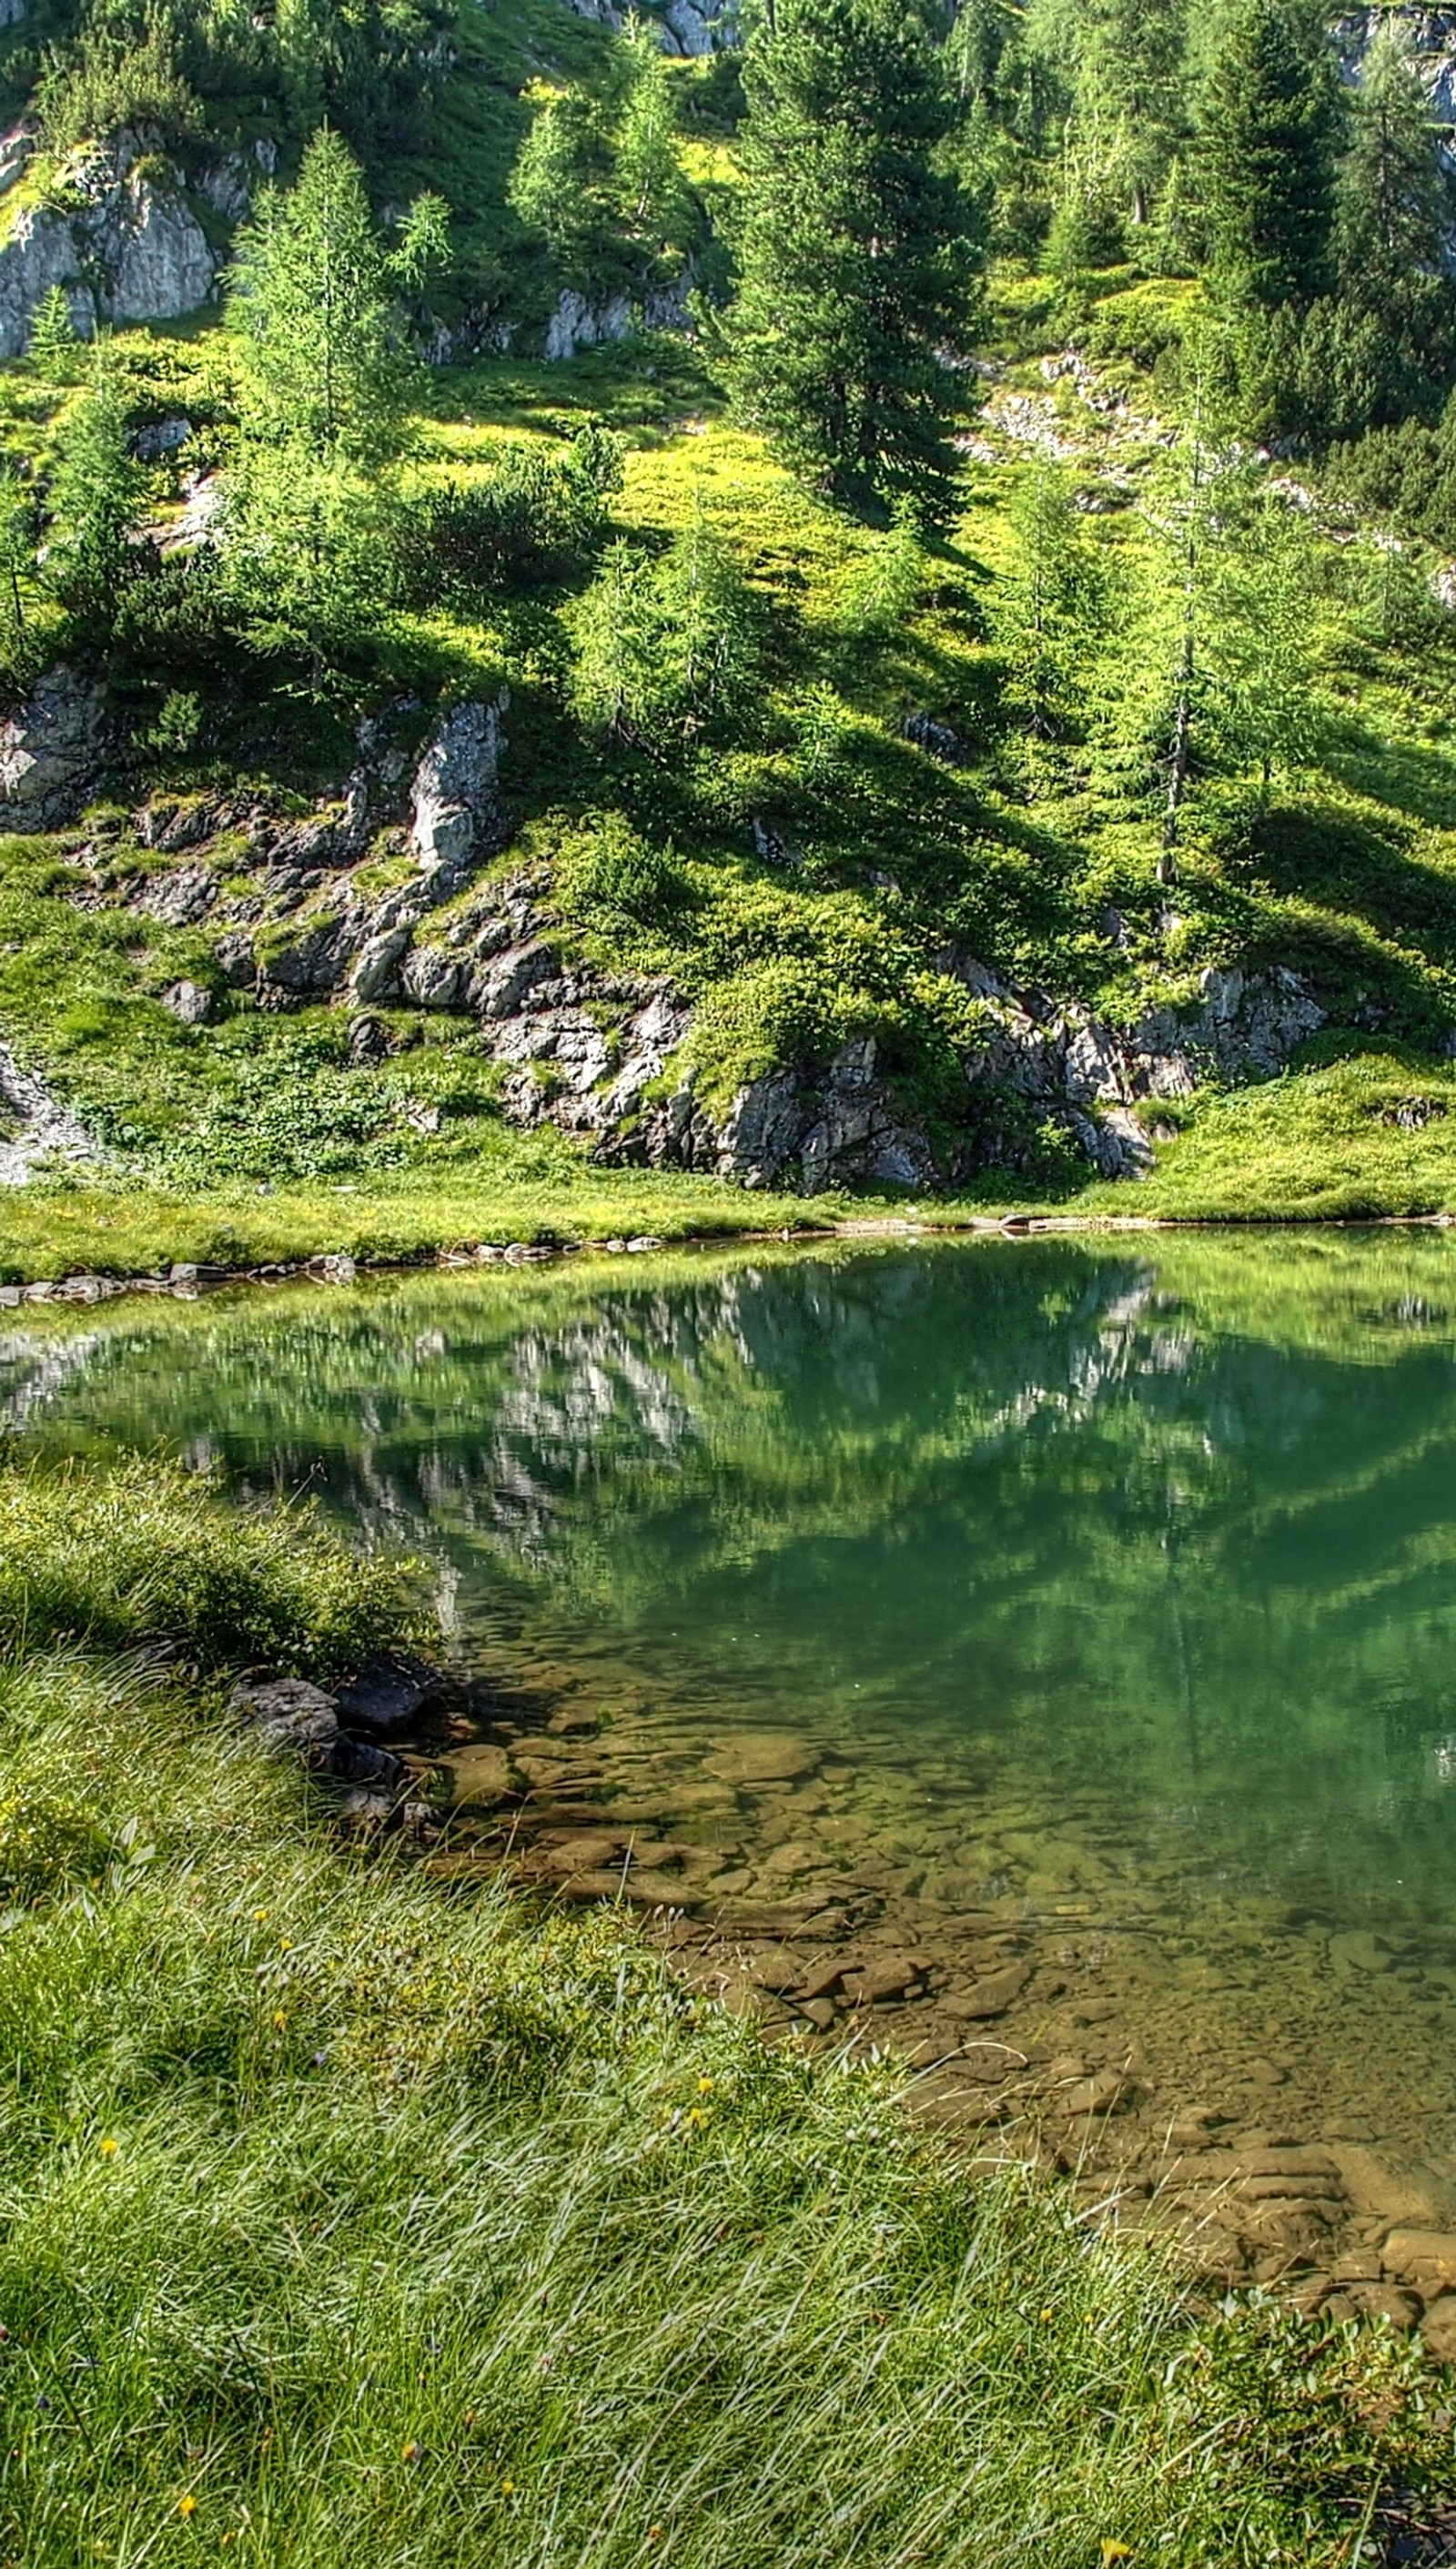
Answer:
[10,1237,1456,1917]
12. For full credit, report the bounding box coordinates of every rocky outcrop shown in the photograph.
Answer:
[410,691,510,878]
[0,1040,97,1184]
[541,267,695,359]
[25,668,1330,1198]
[543,286,634,360]
[0,665,109,832]
[554,0,739,46]
[663,0,740,53]
[0,137,216,359]
[685,1041,939,1193]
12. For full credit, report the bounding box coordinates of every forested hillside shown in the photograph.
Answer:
[4,0,1456,1248]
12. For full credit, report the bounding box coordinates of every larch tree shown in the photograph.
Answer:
[995,457,1105,760]
[229,126,406,469]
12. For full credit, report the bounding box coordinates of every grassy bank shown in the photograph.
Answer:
[0,1449,1451,2564]
[0,1164,842,1289]
[9,1047,1456,1288]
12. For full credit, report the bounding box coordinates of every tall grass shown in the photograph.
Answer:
[0,1451,418,1678]
[0,1461,1446,2564]
[1,1646,1444,2569]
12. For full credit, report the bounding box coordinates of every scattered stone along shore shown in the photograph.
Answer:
[258,1647,1456,2368]
[9,1209,1456,1311]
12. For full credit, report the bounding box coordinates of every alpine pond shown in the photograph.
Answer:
[12,1229,1456,2297]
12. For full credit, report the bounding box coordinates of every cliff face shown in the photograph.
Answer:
[0,135,225,357]
[1334,9,1456,170]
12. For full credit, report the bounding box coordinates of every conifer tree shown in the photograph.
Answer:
[614,15,689,248]
[1336,23,1451,324]
[996,458,1105,754]
[1073,0,1189,231]
[723,0,984,526]
[224,131,429,687]
[1198,0,1337,314]
[229,127,405,468]
[27,285,82,387]
[1210,488,1321,795]
[509,88,602,270]
[46,340,146,635]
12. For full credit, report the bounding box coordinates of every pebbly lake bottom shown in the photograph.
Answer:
[14,1224,1456,2310]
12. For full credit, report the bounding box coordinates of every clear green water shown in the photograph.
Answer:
[13,1228,1456,2182]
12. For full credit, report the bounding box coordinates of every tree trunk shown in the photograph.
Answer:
[1158,674,1190,885]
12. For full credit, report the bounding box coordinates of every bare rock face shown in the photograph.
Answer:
[705,1038,938,1194]
[0,206,88,358]
[543,288,633,360]
[0,138,216,359]
[0,1040,97,1185]
[97,172,214,324]
[410,691,511,880]
[0,665,109,831]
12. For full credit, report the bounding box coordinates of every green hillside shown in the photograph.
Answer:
[3,0,1456,1271]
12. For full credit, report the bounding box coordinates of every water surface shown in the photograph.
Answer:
[12,1229,1456,2227]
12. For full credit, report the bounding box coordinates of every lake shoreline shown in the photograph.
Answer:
[6,1199,1456,1311]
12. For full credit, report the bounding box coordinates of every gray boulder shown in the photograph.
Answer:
[159,977,216,1026]
[543,288,633,360]
[0,665,108,831]
[410,690,510,878]
[229,1675,408,1790]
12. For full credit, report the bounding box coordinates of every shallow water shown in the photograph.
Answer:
[14,1229,1456,2229]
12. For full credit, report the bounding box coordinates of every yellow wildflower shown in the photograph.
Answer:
[271,2011,287,2032]
[177,2494,197,2520]
[501,2479,516,2497]
[98,2137,118,2159]
[401,2441,422,2465]
[697,2076,714,2095]
[1101,2544,1133,2565]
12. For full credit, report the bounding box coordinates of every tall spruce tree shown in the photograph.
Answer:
[1198,0,1337,314]
[1336,23,1451,334]
[723,0,984,525]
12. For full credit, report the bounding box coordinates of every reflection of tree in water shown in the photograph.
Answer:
[11,1237,1456,1922]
